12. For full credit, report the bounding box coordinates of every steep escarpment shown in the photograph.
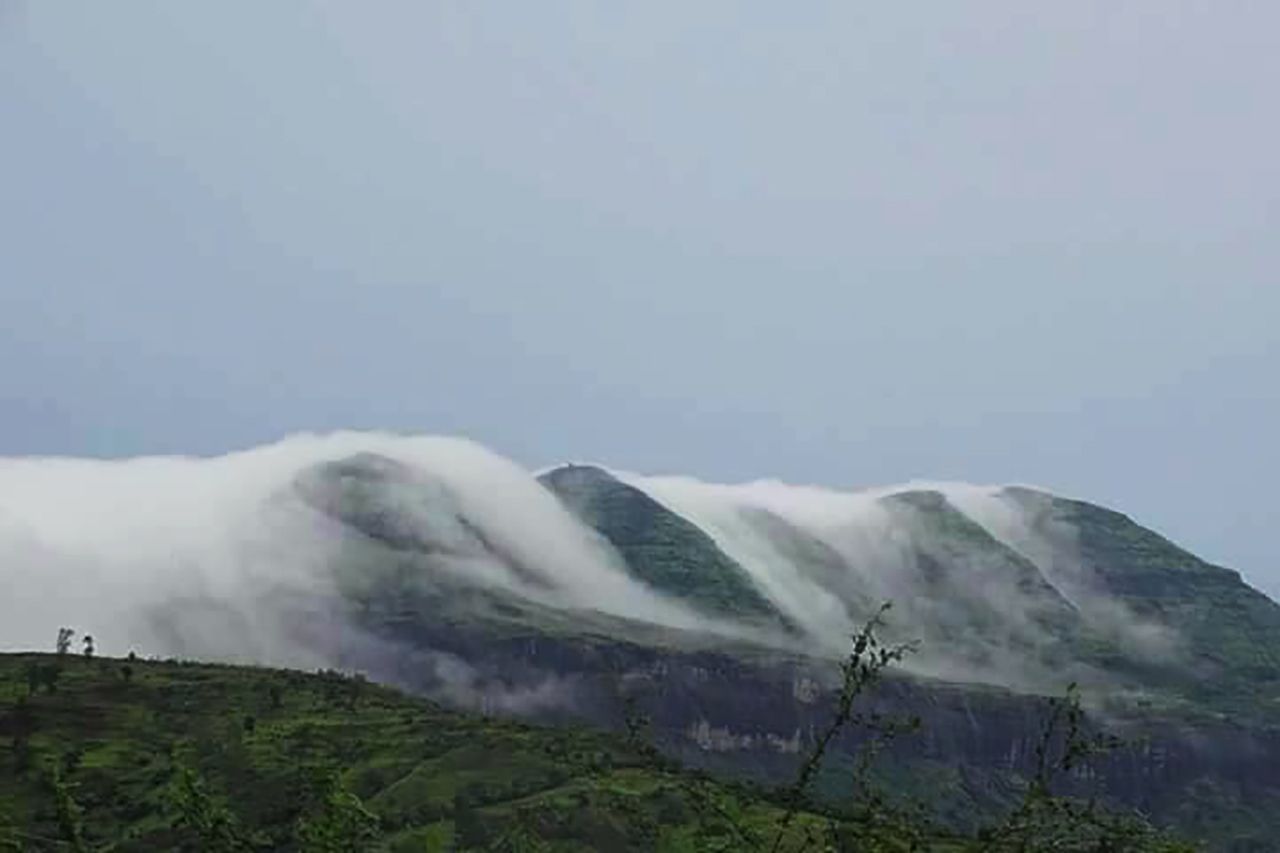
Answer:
[346,593,1279,847]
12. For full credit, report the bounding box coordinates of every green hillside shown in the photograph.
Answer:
[538,466,784,625]
[878,491,1085,646]
[1001,487,1280,716]
[0,653,833,852]
[0,653,1194,852]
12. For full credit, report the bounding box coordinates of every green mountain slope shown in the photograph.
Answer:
[999,487,1280,715]
[281,458,1280,847]
[732,506,879,623]
[0,653,1203,852]
[0,654,840,852]
[538,465,784,625]
[877,491,1084,652]
[295,452,550,588]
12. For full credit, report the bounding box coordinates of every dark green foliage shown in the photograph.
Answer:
[294,773,381,852]
[169,763,248,851]
[0,804,18,851]
[316,668,366,711]
[17,661,63,695]
[7,700,34,776]
[485,809,553,852]
[0,653,836,851]
[454,790,489,849]
[43,761,89,853]
[35,663,61,694]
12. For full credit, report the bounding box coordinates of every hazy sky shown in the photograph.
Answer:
[1,4,1276,593]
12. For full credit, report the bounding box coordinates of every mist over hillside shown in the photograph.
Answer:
[1,431,1268,704]
[0,433,721,662]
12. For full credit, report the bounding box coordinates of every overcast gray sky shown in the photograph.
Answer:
[1,3,1276,593]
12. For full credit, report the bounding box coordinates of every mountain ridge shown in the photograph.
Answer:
[2,433,1278,846]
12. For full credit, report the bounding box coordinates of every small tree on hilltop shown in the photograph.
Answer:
[56,628,75,656]
[82,635,95,659]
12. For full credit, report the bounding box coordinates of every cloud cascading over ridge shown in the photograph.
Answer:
[0,431,1207,698]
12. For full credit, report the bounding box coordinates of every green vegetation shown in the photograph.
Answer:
[0,652,840,851]
[880,491,1084,640]
[0,607,1196,851]
[1008,489,1280,718]
[539,465,784,625]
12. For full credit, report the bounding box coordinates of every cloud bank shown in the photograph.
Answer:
[0,432,1190,700]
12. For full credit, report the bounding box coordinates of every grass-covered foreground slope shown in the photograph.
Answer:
[0,653,1201,853]
[0,653,864,852]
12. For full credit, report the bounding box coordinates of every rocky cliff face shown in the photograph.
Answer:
[338,605,1280,848]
